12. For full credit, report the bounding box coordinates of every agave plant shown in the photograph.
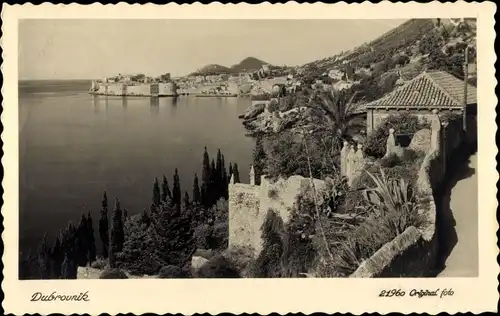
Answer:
[361,167,415,219]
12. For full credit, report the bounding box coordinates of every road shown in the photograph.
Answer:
[437,154,478,277]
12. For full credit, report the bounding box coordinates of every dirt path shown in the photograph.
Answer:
[437,154,478,277]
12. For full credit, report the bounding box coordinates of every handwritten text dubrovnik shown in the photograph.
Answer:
[31,291,90,302]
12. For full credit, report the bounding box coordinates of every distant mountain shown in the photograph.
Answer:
[230,57,269,73]
[190,64,233,76]
[189,57,270,76]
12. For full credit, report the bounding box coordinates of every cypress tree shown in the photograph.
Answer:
[102,191,108,210]
[184,191,191,208]
[37,233,51,279]
[201,146,211,207]
[216,149,224,200]
[233,163,241,183]
[98,196,109,259]
[172,168,181,206]
[209,159,217,206]
[193,173,201,204]
[161,174,172,203]
[50,236,63,279]
[61,254,71,279]
[153,177,161,207]
[123,208,128,222]
[228,163,233,183]
[61,221,77,274]
[253,136,266,185]
[221,154,228,199]
[87,211,97,264]
[76,214,89,267]
[141,208,150,226]
[111,198,125,253]
[108,227,116,269]
[216,149,223,180]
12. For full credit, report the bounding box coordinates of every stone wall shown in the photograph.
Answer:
[351,110,463,277]
[228,182,261,255]
[127,84,151,96]
[228,170,325,257]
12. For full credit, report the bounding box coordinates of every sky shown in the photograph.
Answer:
[19,19,406,80]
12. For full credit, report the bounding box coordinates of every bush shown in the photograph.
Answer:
[364,112,429,158]
[268,188,279,200]
[380,153,401,168]
[99,268,128,279]
[222,246,255,278]
[251,209,286,278]
[251,93,271,101]
[264,130,338,180]
[158,265,183,278]
[268,99,280,113]
[197,254,240,278]
[90,257,108,270]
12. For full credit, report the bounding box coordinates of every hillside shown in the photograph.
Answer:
[190,57,270,76]
[297,18,477,102]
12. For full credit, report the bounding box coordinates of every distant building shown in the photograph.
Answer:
[328,69,344,80]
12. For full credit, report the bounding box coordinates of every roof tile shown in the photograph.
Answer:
[366,70,477,109]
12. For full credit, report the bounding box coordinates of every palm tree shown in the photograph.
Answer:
[307,89,366,153]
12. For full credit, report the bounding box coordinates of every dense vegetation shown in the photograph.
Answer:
[20,147,240,279]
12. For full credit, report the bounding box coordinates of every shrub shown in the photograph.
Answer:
[193,224,212,249]
[251,93,271,101]
[364,112,429,158]
[197,254,240,278]
[380,153,401,168]
[251,209,286,278]
[211,222,229,251]
[264,130,338,180]
[158,265,183,278]
[99,268,128,279]
[90,257,108,269]
[440,112,463,124]
[222,246,255,278]
[268,188,279,200]
[268,99,280,113]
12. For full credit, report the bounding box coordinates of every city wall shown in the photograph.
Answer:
[91,82,178,97]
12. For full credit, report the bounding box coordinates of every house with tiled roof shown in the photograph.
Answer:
[365,70,477,133]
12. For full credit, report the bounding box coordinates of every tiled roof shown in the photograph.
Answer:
[366,70,477,109]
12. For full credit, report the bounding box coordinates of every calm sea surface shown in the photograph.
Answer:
[19,80,254,255]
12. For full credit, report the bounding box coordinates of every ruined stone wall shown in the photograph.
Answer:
[228,183,261,255]
[228,173,326,257]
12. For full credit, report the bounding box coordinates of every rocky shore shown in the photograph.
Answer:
[239,100,311,136]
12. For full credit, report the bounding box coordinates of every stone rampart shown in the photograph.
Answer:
[90,81,178,97]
